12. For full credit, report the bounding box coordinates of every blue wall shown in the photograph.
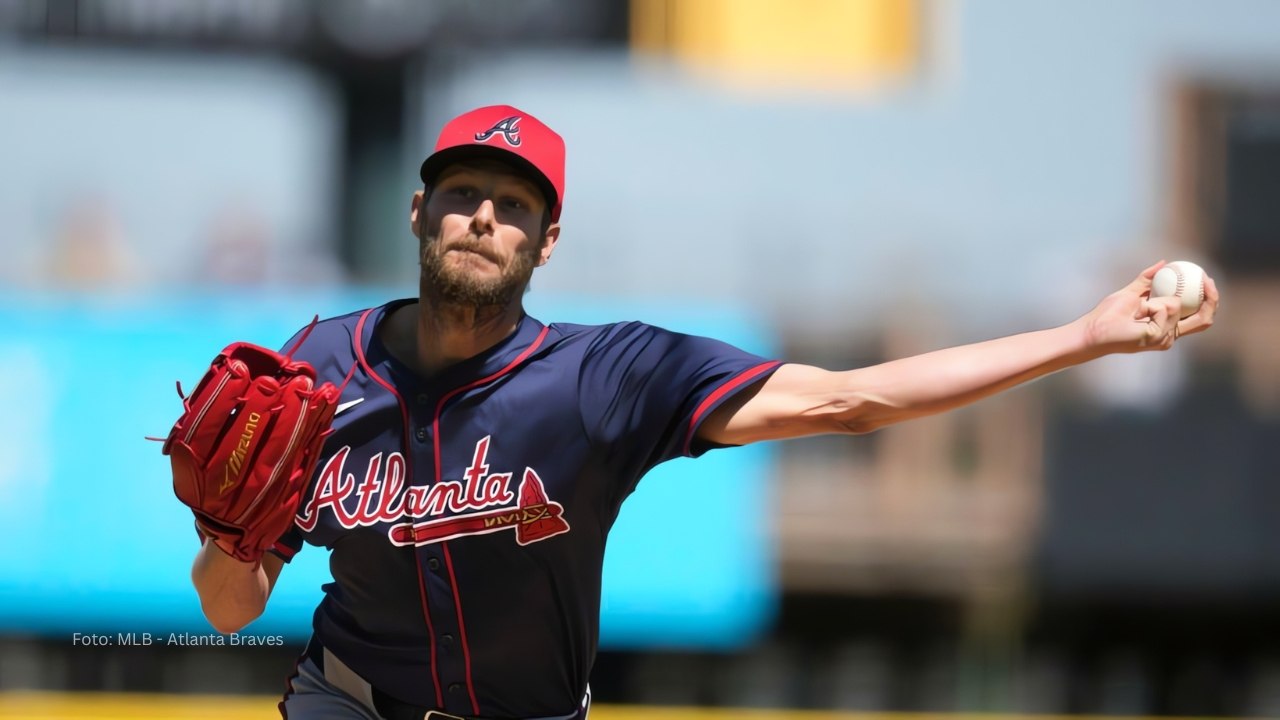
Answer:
[0,291,777,649]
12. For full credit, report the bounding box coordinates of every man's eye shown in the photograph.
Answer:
[449,186,476,198]
[502,197,526,210]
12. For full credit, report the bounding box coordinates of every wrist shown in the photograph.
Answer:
[1062,316,1109,362]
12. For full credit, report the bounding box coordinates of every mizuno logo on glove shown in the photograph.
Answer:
[222,411,261,494]
[159,315,350,565]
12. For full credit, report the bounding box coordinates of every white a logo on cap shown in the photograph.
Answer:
[474,116,522,147]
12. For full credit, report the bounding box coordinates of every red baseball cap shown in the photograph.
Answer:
[419,105,565,222]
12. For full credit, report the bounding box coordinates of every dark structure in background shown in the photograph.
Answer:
[1189,85,1280,274]
[1034,372,1280,717]
[0,0,629,279]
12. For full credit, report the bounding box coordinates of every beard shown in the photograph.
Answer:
[419,233,538,308]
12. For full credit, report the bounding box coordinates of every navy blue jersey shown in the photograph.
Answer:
[273,299,780,718]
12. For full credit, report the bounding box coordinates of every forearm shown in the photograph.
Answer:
[191,539,272,634]
[837,319,1099,432]
[702,262,1216,445]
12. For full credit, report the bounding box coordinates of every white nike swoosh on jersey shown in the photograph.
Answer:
[335,398,365,415]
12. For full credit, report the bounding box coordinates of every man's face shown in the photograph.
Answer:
[414,159,558,307]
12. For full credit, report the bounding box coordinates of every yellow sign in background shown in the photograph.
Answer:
[631,0,918,89]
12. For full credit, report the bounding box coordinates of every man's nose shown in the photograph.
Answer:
[470,198,497,233]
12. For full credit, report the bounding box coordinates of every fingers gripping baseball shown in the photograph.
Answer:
[1149,259,1218,340]
[1175,274,1219,339]
[1138,295,1180,349]
[1082,261,1218,354]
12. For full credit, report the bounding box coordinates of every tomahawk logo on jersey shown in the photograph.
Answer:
[271,298,780,718]
[297,435,571,546]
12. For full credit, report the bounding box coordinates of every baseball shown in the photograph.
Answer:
[1150,260,1206,319]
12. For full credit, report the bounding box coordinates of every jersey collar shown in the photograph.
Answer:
[359,298,547,393]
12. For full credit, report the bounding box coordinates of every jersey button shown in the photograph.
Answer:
[441,633,454,646]
[427,557,440,571]
[449,683,464,694]
[416,393,429,404]
[415,426,427,442]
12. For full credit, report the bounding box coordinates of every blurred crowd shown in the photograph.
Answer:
[26,193,345,290]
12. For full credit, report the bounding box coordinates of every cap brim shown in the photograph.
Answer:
[419,145,558,218]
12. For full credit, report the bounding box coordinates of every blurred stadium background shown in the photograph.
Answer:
[3,0,1280,717]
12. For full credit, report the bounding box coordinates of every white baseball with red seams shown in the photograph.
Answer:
[1150,260,1206,319]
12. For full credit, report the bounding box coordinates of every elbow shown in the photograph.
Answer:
[833,411,889,435]
[829,393,897,435]
[191,541,271,635]
[201,600,262,635]
[836,417,882,435]
[194,572,266,635]
[207,618,246,636]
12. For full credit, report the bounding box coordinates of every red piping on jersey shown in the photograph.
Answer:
[270,541,300,561]
[432,323,550,716]
[441,544,478,713]
[681,361,782,455]
[353,308,444,709]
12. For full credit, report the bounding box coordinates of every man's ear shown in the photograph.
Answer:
[537,223,561,267]
[410,189,426,237]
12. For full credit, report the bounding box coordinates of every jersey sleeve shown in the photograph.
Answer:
[278,319,355,383]
[578,321,781,476]
[268,529,305,562]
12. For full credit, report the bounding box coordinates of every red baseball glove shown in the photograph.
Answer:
[161,328,340,564]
